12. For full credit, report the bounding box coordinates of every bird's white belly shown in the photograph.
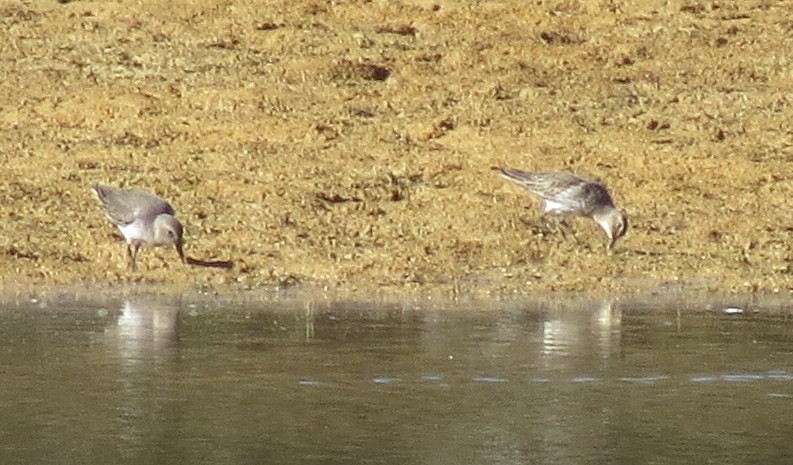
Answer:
[117,220,149,244]
[543,199,574,215]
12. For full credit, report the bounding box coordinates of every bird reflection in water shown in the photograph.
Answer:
[106,297,181,367]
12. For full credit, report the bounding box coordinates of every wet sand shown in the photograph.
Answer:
[0,1,791,295]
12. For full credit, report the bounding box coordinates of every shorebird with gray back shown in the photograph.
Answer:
[495,167,628,250]
[92,185,186,271]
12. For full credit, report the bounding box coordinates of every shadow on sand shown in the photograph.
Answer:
[186,256,234,269]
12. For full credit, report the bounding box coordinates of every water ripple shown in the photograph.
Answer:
[295,370,793,387]
[472,376,508,383]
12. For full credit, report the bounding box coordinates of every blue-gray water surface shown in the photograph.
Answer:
[1,294,792,465]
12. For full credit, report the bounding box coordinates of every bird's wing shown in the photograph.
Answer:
[498,169,585,207]
[541,177,614,212]
[497,168,617,214]
[93,185,175,225]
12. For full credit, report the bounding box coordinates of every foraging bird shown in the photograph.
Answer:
[92,184,186,271]
[495,167,628,249]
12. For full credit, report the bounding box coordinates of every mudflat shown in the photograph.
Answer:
[1,1,791,295]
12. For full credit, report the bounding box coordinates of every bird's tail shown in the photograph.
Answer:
[492,166,533,186]
[91,184,112,205]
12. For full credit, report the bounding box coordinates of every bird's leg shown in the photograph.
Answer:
[539,213,571,241]
[127,243,140,272]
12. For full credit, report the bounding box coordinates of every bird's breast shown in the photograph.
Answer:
[117,220,153,244]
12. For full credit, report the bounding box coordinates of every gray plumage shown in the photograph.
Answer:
[495,167,628,249]
[92,184,186,270]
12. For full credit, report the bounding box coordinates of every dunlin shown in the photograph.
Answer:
[92,185,186,271]
[495,167,628,249]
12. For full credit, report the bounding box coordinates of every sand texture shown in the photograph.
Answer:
[0,0,791,295]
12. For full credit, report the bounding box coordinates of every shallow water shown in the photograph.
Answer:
[1,295,792,465]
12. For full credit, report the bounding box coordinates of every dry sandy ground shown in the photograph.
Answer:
[0,0,791,296]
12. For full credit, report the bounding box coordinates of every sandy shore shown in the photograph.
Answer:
[1,1,791,296]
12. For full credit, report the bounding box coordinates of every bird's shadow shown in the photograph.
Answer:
[185,256,234,269]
